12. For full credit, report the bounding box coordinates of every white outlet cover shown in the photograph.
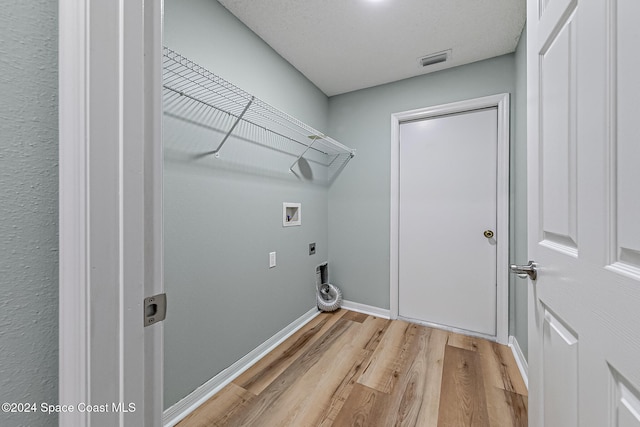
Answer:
[269,252,276,268]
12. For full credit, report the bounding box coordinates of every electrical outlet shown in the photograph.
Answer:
[269,252,276,268]
[309,242,316,255]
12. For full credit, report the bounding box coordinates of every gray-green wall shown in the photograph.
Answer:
[0,1,59,426]
[163,0,331,408]
[165,0,528,408]
[164,0,328,131]
[0,0,527,422]
[326,52,528,357]
[512,26,528,359]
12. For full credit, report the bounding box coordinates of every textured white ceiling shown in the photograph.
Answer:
[218,0,526,96]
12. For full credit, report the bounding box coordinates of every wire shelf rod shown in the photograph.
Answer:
[163,85,333,156]
[163,48,321,140]
[164,67,316,146]
[162,46,356,167]
[213,96,254,156]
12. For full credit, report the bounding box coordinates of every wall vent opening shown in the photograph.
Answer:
[418,50,450,68]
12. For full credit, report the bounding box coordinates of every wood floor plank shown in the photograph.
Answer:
[358,320,418,393]
[344,315,392,351]
[437,345,490,427]
[256,317,392,426]
[354,325,429,425]
[179,313,527,427]
[494,343,527,396]
[342,310,369,323]
[361,316,392,352]
[332,384,391,427]
[316,348,373,426]
[478,339,528,427]
[477,339,528,396]
[259,346,371,427]
[448,332,480,352]
[221,315,392,426]
[504,389,527,426]
[314,316,391,427]
[372,326,449,426]
[485,386,528,427]
[220,317,358,426]
[407,327,449,426]
[233,310,346,395]
[177,383,255,427]
[484,381,510,427]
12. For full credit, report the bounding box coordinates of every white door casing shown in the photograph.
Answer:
[390,94,510,344]
[527,0,640,426]
[398,108,498,337]
[59,0,163,425]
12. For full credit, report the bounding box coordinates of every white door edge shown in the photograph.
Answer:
[143,0,165,424]
[59,0,163,425]
[390,93,510,345]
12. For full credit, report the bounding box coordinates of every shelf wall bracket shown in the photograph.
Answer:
[212,96,255,158]
[289,135,322,172]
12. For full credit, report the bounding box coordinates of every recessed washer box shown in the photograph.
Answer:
[283,202,301,227]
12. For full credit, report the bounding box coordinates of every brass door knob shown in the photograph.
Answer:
[484,230,494,238]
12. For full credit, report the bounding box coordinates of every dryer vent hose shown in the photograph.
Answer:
[317,283,343,312]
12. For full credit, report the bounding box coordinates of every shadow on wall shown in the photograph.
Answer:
[162,62,354,186]
[163,100,357,185]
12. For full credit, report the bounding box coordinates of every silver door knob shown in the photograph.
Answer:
[510,260,538,280]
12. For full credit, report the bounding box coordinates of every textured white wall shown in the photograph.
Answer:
[0,1,59,426]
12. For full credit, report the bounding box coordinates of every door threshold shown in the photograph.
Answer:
[398,315,497,342]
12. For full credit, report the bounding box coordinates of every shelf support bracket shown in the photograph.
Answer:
[212,96,254,157]
[289,135,322,172]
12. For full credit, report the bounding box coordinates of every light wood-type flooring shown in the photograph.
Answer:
[178,309,527,427]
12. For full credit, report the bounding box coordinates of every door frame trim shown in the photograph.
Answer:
[389,93,510,344]
[58,0,163,424]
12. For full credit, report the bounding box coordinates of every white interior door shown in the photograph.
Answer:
[527,0,640,425]
[399,108,498,337]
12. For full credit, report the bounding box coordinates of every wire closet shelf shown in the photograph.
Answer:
[162,47,356,177]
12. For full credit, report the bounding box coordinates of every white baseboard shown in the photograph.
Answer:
[341,300,390,319]
[163,307,320,427]
[509,335,528,389]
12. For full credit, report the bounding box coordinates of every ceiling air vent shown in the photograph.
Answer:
[418,50,451,68]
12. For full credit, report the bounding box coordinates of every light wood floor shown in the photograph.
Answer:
[178,309,527,427]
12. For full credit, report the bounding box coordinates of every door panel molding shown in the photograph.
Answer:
[390,93,510,344]
[542,307,579,427]
[538,0,577,52]
[539,15,578,255]
[609,364,640,427]
[608,0,640,277]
